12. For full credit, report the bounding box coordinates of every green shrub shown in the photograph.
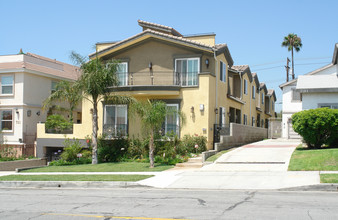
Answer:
[57,138,91,165]
[97,137,129,162]
[292,108,338,148]
[45,114,73,133]
[179,134,207,154]
[127,137,149,160]
[0,145,17,159]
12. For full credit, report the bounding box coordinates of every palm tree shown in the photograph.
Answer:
[133,100,185,168]
[70,51,130,164]
[282,33,302,80]
[43,80,82,123]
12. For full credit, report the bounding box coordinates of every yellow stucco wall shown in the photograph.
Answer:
[184,35,216,47]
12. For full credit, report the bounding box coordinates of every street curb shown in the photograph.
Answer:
[280,184,338,192]
[0,181,151,189]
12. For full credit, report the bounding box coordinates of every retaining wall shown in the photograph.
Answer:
[214,123,267,152]
[0,159,47,171]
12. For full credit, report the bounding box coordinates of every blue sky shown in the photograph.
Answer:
[1,0,337,112]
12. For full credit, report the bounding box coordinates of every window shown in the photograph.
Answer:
[117,62,128,86]
[291,88,301,101]
[165,104,179,135]
[319,103,338,109]
[104,105,127,137]
[261,119,264,128]
[272,101,275,111]
[244,79,248,95]
[1,110,13,131]
[175,58,199,86]
[251,117,255,126]
[261,93,264,104]
[1,75,14,95]
[51,81,57,93]
[219,107,226,125]
[243,114,247,125]
[220,61,226,82]
[252,86,256,99]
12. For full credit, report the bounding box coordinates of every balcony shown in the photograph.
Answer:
[112,71,199,93]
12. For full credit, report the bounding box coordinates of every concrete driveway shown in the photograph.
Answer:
[141,139,321,190]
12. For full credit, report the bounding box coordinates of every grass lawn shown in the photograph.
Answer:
[288,146,338,171]
[21,162,173,173]
[320,174,338,183]
[0,174,153,182]
[206,149,233,162]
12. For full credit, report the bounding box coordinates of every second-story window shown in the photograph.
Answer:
[51,81,58,93]
[252,86,256,99]
[1,75,14,95]
[175,58,199,86]
[117,62,128,86]
[220,61,226,82]
[261,93,264,104]
[244,79,248,95]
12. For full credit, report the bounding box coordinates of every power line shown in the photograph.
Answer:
[250,57,331,68]
[252,61,330,71]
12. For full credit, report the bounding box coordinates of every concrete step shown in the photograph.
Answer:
[175,162,203,168]
[188,157,203,163]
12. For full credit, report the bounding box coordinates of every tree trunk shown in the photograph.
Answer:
[291,48,295,80]
[91,100,98,164]
[149,130,155,168]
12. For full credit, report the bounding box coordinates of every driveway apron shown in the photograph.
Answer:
[159,139,321,190]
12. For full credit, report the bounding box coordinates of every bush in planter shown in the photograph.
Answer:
[45,114,73,133]
[292,108,338,148]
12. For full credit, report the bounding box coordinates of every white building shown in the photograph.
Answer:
[280,43,338,139]
[0,52,79,155]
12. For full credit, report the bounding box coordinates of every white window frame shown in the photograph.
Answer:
[175,58,200,86]
[116,62,128,86]
[244,79,248,95]
[252,117,255,126]
[51,81,58,93]
[104,105,128,136]
[219,107,226,125]
[165,104,179,135]
[318,103,338,109]
[261,92,264,104]
[1,109,13,132]
[252,85,256,99]
[243,114,247,125]
[0,75,14,96]
[220,61,226,82]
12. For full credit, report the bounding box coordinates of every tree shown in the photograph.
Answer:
[43,80,82,123]
[70,51,120,164]
[282,33,302,80]
[133,100,185,168]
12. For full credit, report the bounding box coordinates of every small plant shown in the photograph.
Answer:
[45,114,73,133]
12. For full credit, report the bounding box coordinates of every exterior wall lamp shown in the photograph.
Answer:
[214,108,218,114]
[191,106,194,113]
[149,62,152,70]
[205,59,209,68]
[227,112,231,117]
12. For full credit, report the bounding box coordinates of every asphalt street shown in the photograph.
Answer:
[0,188,337,220]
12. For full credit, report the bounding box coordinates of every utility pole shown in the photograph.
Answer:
[285,58,290,82]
